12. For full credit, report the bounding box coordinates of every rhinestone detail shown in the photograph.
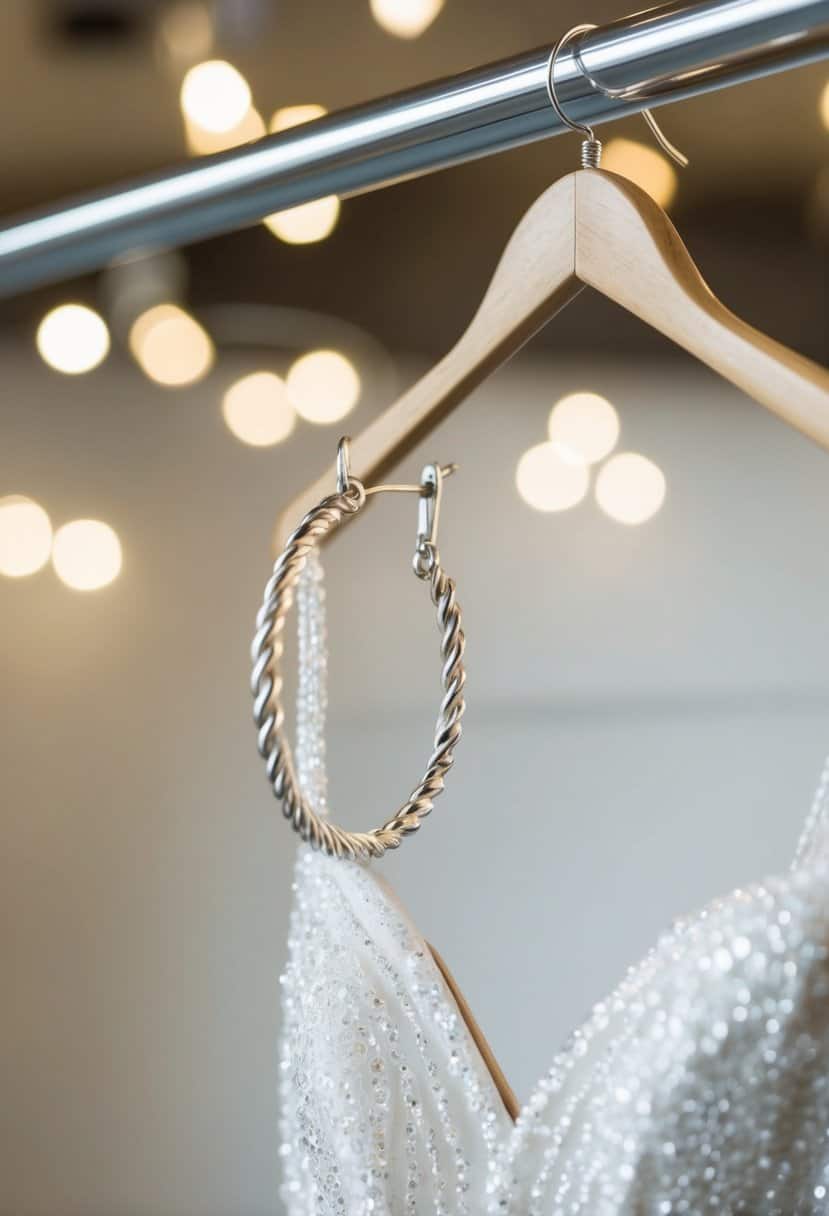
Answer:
[278,554,829,1214]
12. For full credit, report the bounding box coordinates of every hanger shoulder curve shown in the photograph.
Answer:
[274,169,829,552]
[575,170,829,446]
[274,174,581,550]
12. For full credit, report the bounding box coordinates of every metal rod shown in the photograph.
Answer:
[1,0,827,298]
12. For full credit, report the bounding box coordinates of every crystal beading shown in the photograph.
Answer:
[278,553,829,1214]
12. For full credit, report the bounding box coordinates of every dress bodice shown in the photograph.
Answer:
[278,557,829,1215]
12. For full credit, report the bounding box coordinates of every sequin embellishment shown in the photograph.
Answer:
[279,555,829,1214]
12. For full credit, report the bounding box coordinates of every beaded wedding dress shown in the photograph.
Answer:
[279,558,829,1215]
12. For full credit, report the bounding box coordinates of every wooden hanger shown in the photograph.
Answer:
[272,165,829,1116]
[274,168,829,550]
[428,941,521,1121]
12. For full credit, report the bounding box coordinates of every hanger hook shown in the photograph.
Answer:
[546,24,603,168]
[546,23,689,171]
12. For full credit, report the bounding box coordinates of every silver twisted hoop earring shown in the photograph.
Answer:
[251,437,465,861]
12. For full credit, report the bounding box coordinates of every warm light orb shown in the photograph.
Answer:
[129,304,214,387]
[370,0,444,38]
[265,106,340,243]
[0,496,53,578]
[264,196,340,244]
[286,350,361,423]
[185,105,264,155]
[270,104,327,133]
[601,138,678,208]
[180,60,251,133]
[548,392,620,466]
[595,452,666,525]
[222,372,297,446]
[820,80,829,131]
[52,520,122,591]
[515,442,590,513]
[36,304,110,375]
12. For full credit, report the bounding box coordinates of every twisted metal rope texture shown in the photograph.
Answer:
[251,479,466,860]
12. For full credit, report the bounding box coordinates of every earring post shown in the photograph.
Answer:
[358,463,458,498]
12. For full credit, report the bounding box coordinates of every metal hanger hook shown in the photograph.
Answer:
[546,25,599,141]
[546,23,689,171]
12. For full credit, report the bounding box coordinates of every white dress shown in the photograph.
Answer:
[278,557,829,1215]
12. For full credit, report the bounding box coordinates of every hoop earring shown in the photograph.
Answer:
[251,437,465,860]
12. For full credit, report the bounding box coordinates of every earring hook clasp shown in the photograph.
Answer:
[334,437,457,578]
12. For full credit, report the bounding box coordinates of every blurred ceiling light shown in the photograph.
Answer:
[370,0,445,38]
[286,349,361,423]
[515,442,590,513]
[601,138,678,209]
[222,371,297,446]
[820,80,829,130]
[548,391,620,466]
[129,304,214,387]
[184,105,265,155]
[158,1,213,64]
[264,197,340,244]
[270,104,327,132]
[180,59,251,134]
[595,452,666,525]
[52,520,122,591]
[36,304,110,375]
[0,496,53,578]
[265,105,340,243]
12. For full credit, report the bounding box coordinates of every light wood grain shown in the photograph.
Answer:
[576,171,829,445]
[274,168,829,551]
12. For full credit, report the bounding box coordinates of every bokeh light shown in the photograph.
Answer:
[265,106,340,243]
[52,520,122,591]
[264,197,340,244]
[179,60,251,133]
[548,392,620,466]
[185,105,264,155]
[515,442,590,513]
[36,304,110,375]
[286,350,361,423]
[595,452,666,525]
[0,496,53,578]
[370,0,444,38]
[601,138,678,208]
[129,304,214,387]
[222,372,297,446]
[270,104,327,132]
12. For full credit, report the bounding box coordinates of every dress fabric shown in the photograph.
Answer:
[278,556,829,1215]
